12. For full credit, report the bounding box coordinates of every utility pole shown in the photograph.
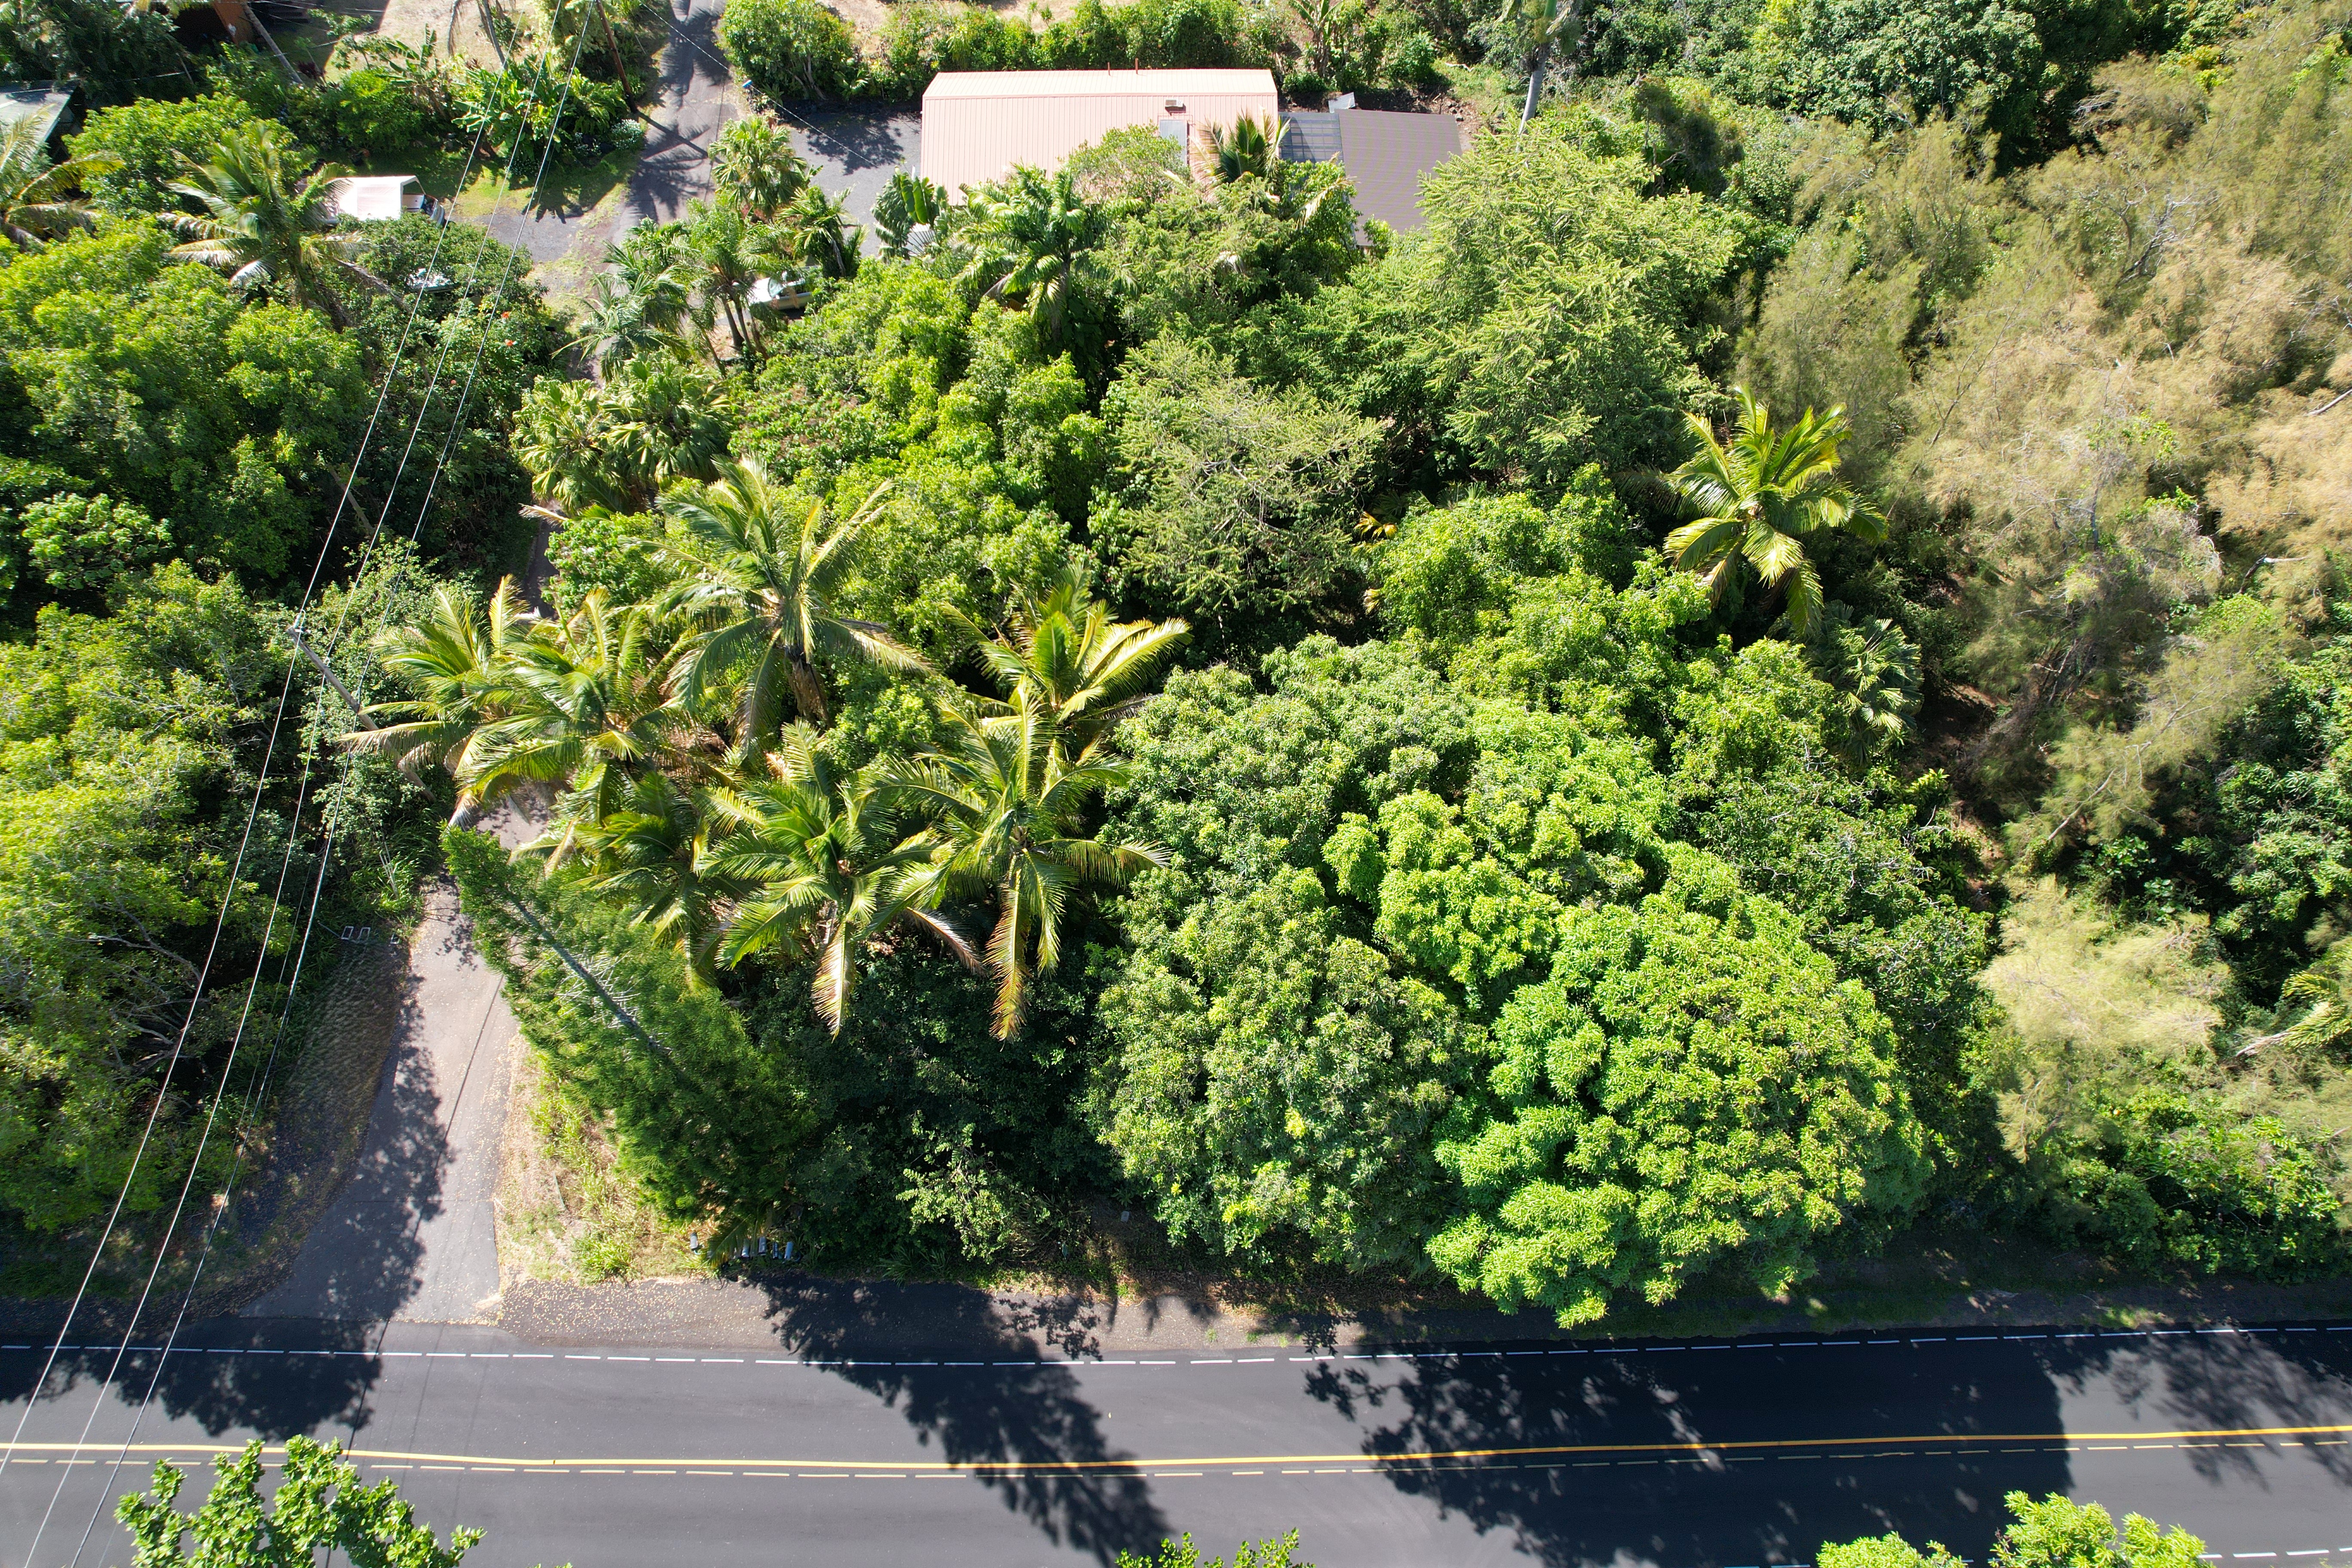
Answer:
[287,620,370,722]
[592,0,631,91]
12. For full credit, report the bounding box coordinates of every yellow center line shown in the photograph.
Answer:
[5,1423,2343,1474]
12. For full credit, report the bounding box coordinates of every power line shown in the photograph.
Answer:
[3,45,583,1568]
[48,16,604,1565]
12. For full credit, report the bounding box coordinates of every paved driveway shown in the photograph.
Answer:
[623,0,744,226]
[783,104,920,227]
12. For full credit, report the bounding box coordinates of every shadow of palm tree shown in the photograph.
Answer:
[753,1275,1173,1564]
[1302,1338,2090,1567]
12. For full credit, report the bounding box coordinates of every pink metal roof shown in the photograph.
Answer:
[920,68,1279,199]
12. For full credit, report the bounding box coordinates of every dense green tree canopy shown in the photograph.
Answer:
[0,224,366,581]
[1430,882,1929,1323]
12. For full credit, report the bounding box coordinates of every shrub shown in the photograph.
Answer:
[720,0,859,103]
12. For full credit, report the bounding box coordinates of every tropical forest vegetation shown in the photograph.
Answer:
[1,0,2349,1328]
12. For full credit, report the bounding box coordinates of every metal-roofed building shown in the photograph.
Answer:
[1280,100,1464,233]
[325,175,432,222]
[921,67,1279,200]
[0,81,81,158]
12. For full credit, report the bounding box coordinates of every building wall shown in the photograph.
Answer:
[920,68,1279,200]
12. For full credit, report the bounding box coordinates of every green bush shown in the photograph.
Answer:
[20,494,173,595]
[720,0,860,103]
[2045,1092,2346,1280]
[67,94,296,217]
[456,54,636,165]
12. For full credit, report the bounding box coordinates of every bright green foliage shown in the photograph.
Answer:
[1663,386,1882,636]
[2043,1091,2345,1279]
[67,95,290,217]
[0,567,285,1231]
[1102,856,1465,1264]
[19,492,171,593]
[710,114,814,220]
[868,0,1273,98]
[1097,334,1378,641]
[1822,1493,2207,1568]
[1670,643,1993,1159]
[0,223,368,582]
[951,167,1107,344]
[893,696,1164,1038]
[454,53,633,166]
[707,724,977,1027]
[0,116,119,252]
[1117,1531,1312,1568]
[1097,155,1362,347]
[735,278,1097,652]
[162,127,371,330]
[117,1436,481,1568]
[514,352,732,512]
[1751,0,2045,135]
[1820,1534,1966,1568]
[720,0,860,102]
[446,825,818,1231]
[658,462,927,736]
[1100,640,1474,1264]
[1103,496,1956,1310]
[1429,884,1929,1324]
[1991,1493,2207,1568]
[1286,113,1742,487]
[344,217,559,573]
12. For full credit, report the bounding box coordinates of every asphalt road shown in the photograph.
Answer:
[5,1320,2351,1568]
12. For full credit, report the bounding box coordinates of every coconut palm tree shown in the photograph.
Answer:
[600,351,732,505]
[658,460,928,741]
[1206,113,1278,184]
[891,697,1164,1039]
[0,117,122,251]
[784,182,861,280]
[566,271,686,378]
[709,114,812,221]
[679,197,784,366]
[1664,386,1881,638]
[953,166,1103,342]
[608,220,694,329]
[462,589,692,840]
[345,579,530,826]
[530,770,737,983]
[162,128,378,329]
[1494,0,1584,134]
[965,566,1189,760]
[873,172,944,258]
[514,376,634,514]
[704,726,975,1031]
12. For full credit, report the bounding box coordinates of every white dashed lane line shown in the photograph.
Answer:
[3,1325,2348,1384]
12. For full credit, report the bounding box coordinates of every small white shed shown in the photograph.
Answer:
[921,68,1280,200]
[325,175,431,222]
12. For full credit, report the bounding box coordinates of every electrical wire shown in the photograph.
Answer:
[48,16,603,1566]
[0,89,505,1509]
[3,31,594,1568]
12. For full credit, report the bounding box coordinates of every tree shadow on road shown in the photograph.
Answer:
[2040,1329,2352,1489]
[1302,1341,2076,1567]
[788,107,916,177]
[753,1277,1172,1564]
[0,1322,381,1442]
[1303,1330,2352,1567]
